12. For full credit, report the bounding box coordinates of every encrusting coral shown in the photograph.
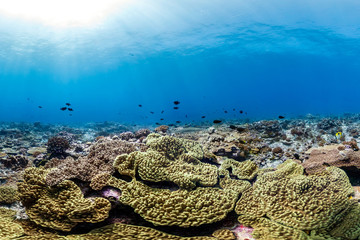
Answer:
[0,185,18,204]
[106,176,241,227]
[0,207,24,239]
[235,160,357,240]
[17,167,111,231]
[114,133,218,189]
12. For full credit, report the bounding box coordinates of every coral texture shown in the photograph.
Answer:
[107,176,240,227]
[235,160,356,239]
[46,139,144,188]
[47,136,70,155]
[18,167,111,231]
[0,185,18,204]
[115,134,217,189]
[303,144,360,174]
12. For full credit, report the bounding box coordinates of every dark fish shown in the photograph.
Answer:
[60,107,67,111]
[224,111,228,113]
[176,121,181,123]
[233,108,235,111]
[173,107,179,110]
[65,103,71,106]
[213,120,222,124]
[229,125,236,130]
[138,104,142,107]
[38,106,42,108]
[240,110,243,114]
[161,110,164,114]
[173,101,180,105]
[278,115,285,119]
[150,112,154,114]
[201,116,206,118]
[68,108,73,111]
[69,114,72,116]
[160,118,164,121]
[185,115,188,118]
[155,122,161,125]
[168,124,175,126]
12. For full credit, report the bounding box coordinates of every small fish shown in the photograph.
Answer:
[168,124,175,126]
[335,132,342,138]
[278,115,285,119]
[176,121,181,123]
[161,110,164,114]
[201,116,206,118]
[224,111,228,114]
[229,125,236,129]
[160,118,164,121]
[69,114,72,116]
[233,108,235,111]
[185,115,188,118]
[68,108,73,111]
[150,112,154,114]
[65,103,71,106]
[213,120,222,124]
[38,106,42,108]
[155,122,161,125]
[173,107,179,110]
[60,107,67,111]
[174,101,180,105]
[240,110,243,114]
[138,104,142,107]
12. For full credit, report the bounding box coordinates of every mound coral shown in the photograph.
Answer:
[0,185,18,204]
[115,134,217,189]
[235,160,357,240]
[45,139,145,188]
[18,167,111,231]
[106,176,241,227]
[46,136,70,156]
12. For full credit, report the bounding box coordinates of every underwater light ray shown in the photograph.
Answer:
[0,0,128,27]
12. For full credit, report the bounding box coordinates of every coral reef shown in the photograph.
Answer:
[155,125,169,134]
[0,185,18,204]
[303,144,360,174]
[107,176,240,227]
[235,160,357,240]
[17,167,111,231]
[45,139,145,187]
[47,136,70,156]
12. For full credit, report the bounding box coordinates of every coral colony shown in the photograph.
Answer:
[1,117,360,239]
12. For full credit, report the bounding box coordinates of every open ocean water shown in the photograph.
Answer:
[1,1,360,240]
[0,0,360,124]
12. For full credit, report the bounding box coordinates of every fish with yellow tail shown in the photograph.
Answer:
[335,132,343,141]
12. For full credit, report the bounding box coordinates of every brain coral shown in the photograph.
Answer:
[106,176,241,227]
[17,167,111,231]
[235,160,356,240]
[114,134,217,189]
[0,185,18,204]
[0,207,24,239]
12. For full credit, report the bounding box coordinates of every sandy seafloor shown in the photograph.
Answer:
[1,114,360,240]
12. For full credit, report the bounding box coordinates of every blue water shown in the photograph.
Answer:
[1,0,360,124]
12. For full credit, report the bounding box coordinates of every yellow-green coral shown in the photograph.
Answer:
[0,186,18,204]
[235,160,356,239]
[219,159,258,180]
[0,207,24,240]
[66,223,234,240]
[146,133,204,161]
[114,134,217,189]
[107,176,240,227]
[329,203,360,239]
[17,167,111,231]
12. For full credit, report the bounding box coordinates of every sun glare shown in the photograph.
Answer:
[0,0,125,27]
